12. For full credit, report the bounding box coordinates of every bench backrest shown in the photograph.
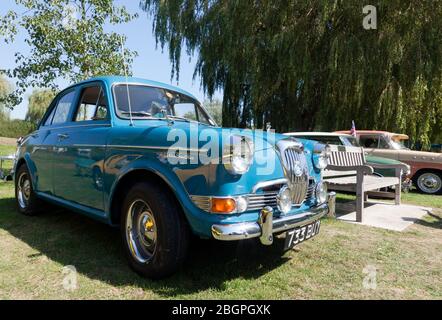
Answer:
[328,145,366,167]
[323,145,366,179]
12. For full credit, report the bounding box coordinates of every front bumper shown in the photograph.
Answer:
[211,202,328,244]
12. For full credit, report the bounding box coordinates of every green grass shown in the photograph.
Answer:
[0,145,16,176]
[336,192,442,209]
[0,142,441,299]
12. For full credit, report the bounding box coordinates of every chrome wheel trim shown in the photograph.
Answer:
[17,172,31,209]
[417,173,441,194]
[125,199,157,264]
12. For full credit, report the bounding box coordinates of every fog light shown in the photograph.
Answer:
[315,182,328,204]
[211,198,236,214]
[277,185,292,214]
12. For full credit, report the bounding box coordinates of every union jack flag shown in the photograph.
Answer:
[350,120,357,137]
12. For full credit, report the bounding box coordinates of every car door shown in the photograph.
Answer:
[27,89,77,195]
[52,82,110,214]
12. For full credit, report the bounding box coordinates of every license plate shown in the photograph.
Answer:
[284,220,321,250]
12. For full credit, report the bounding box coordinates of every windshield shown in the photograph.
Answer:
[341,136,360,147]
[113,84,215,125]
[390,139,408,150]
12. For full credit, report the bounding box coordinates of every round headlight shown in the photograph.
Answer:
[277,185,292,214]
[313,144,331,170]
[315,182,328,204]
[224,135,254,175]
[316,155,328,170]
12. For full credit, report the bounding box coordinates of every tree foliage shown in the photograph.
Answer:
[203,99,222,125]
[0,75,12,120]
[25,89,56,125]
[0,0,138,106]
[142,0,442,146]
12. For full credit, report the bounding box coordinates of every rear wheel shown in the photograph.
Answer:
[15,164,42,215]
[120,181,190,279]
[414,171,442,195]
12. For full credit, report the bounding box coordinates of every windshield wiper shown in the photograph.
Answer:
[167,115,195,123]
[121,111,152,117]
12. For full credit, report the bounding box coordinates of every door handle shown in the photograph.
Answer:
[57,133,69,141]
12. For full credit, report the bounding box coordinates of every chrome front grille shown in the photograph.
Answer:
[248,179,315,211]
[305,180,315,202]
[276,139,310,206]
[284,148,309,204]
[191,179,316,213]
[191,196,211,212]
[247,192,278,211]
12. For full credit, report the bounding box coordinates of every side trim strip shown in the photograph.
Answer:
[107,145,208,153]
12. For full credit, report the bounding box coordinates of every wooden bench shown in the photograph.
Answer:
[323,145,409,222]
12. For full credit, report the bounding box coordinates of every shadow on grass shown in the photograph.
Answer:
[0,196,289,297]
[404,211,442,230]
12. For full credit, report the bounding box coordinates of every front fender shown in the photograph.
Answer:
[104,152,228,237]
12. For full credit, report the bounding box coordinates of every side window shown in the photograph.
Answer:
[43,105,57,126]
[75,85,108,122]
[360,136,379,148]
[197,106,211,125]
[378,136,390,149]
[52,91,76,125]
[174,103,197,121]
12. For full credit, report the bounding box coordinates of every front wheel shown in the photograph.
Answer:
[15,164,42,215]
[414,171,442,195]
[120,181,190,279]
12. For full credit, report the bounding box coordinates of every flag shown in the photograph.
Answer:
[350,121,357,137]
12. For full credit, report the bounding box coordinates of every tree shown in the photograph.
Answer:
[203,99,222,125]
[0,0,138,106]
[25,89,56,125]
[142,0,442,147]
[0,75,11,120]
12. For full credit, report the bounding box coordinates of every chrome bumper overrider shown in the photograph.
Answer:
[211,202,329,245]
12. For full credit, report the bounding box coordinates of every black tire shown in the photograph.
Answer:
[15,163,42,216]
[413,170,442,195]
[120,181,190,279]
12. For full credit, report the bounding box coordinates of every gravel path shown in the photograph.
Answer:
[0,137,17,146]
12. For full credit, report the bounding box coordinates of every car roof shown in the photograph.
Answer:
[336,130,409,139]
[64,76,198,101]
[285,132,353,138]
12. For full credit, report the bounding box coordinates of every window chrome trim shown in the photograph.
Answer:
[107,145,208,153]
[39,123,111,131]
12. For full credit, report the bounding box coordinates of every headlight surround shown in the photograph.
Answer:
[277,185,292,214]
[223,135,254,175]
[315,181,328,204]
[313,143,331,170]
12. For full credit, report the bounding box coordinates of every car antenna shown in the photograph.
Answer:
[120,35,134,127]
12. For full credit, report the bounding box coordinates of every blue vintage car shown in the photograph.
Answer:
[13,76,331,278]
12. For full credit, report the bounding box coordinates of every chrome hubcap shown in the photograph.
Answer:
[126,199,157,263]
[17,172,31,209]
[417,173,441,194]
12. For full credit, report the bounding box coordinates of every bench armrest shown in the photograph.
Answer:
[327,164,374,175]
[369,163,410,173]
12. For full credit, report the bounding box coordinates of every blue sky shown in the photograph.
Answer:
[0,0,219,119]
